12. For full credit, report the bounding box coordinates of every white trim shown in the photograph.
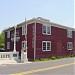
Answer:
[42,25,51,35]
[5,18,75,32]
[67,42,73,50]
[34,22,36,60]
[42,41,51,51]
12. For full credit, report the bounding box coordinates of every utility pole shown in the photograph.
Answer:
[13,25,17,52]
[25,17,27,52]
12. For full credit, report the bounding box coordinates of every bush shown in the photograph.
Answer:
[50,56,58,60]
[39,58,49,61]
[56,56,61,59]
[67,55,75,58]
[0,43,4,48]
[39,58,45,61]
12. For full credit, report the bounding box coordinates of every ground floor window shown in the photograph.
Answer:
[7,42,10,49]
[42,41,51,51]
[22,41,27,50]
[67,42,73,50]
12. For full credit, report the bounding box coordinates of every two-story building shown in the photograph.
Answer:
[4,17,75,60]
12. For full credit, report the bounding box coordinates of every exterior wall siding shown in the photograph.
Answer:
[5,23,35,59]
[27,23,35,59]
[5,21,75,60]
[35,23,74,59]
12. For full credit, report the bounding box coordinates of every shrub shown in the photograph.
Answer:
[67,55,75,58]
[50,56,57,60]
[39,58,45,61]
[56,56,61,59]
[39,58,49,61]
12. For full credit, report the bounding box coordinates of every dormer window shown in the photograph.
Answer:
[67,30,72,38]
[42,25,51,35]
[7,31,10,38]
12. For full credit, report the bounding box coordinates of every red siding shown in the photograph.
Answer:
[27,23,35,59]
[35,23,74,59]
[5,22,75,60]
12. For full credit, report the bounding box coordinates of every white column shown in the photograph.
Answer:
[13,25,17,52]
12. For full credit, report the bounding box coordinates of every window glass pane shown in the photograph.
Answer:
[22,41,25,48]
[47,42,50,50]
[43,42,46,50]
[43,42,46,46]
[67,42,73,50]
[47,26,50,34]
[43,26,46,34]
[68,43,69,49]
[7,31,10,38]
[67,30,72,38]
[43,47,46,50]
[7,42,10,49]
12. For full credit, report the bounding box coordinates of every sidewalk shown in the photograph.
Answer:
[0,60,32,65]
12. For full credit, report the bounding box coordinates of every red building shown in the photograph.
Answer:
[4,17,75,60]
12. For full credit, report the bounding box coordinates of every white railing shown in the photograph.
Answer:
[0,52,19,60]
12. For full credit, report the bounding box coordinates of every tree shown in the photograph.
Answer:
[0,32,5,48]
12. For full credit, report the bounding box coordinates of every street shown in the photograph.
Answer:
[0,58,75,75]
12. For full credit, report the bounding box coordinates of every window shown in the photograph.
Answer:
[22,25,25,35]
[43,26,46,34]
[67,30,72,38]
[42,41,51,51]
[67,42,73,50]
[7,31,10,38]
[42,25,51,35]
[22,41,27,50]
[7,42,10,49]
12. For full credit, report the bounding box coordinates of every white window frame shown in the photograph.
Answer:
[42,25,51,35]
[67,30,72,38]
[7,31,10,38]
[7,42,10,49]
[42,41,51,51]
[22,41,27,50]
[67,42,73,50]
[22,25,25,35]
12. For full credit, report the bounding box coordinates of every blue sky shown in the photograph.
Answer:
[0,0,74,33]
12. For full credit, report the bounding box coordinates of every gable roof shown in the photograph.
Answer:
[4,17,75,32]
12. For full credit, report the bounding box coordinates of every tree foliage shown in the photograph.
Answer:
[0,32,5,48]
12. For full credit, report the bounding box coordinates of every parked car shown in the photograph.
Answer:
[0,48,4,52]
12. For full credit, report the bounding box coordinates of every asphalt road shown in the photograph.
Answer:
[0,58,75,75]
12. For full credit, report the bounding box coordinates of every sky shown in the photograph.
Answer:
[0,0,74,33]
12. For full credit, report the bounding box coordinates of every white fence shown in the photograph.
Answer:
[0,52,19,60]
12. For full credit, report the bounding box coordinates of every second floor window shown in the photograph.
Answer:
[7,31,10,38]
[67,30,72,38]
[42,25,51,35]
[22,25,25,35]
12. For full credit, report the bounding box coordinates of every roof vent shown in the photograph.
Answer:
[37,17,50,22]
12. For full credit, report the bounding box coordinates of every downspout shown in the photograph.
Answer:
[34,22,36,60]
